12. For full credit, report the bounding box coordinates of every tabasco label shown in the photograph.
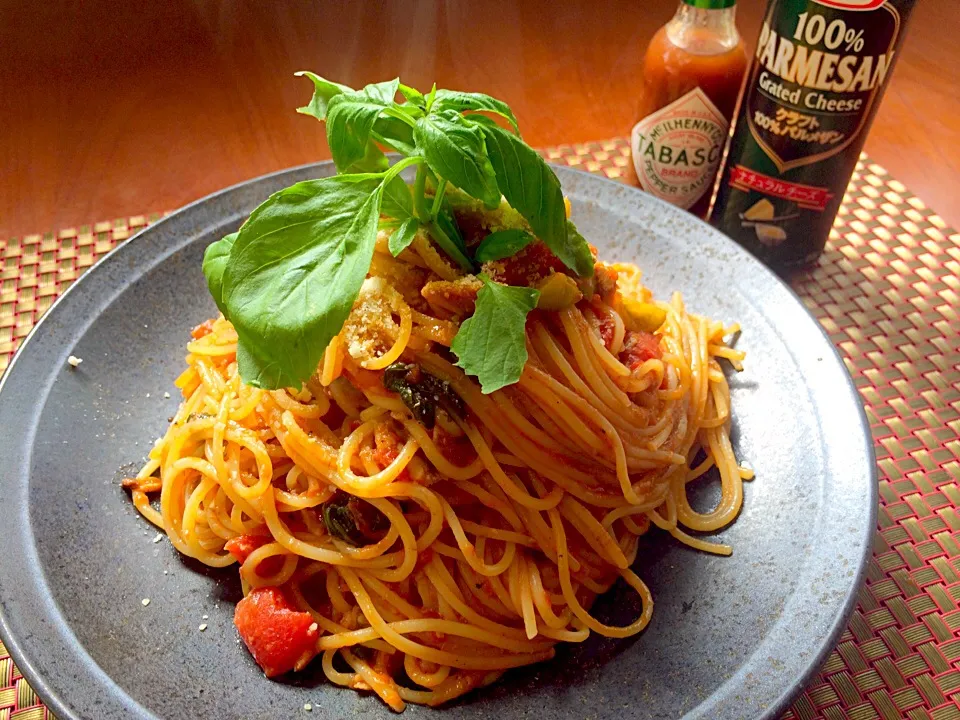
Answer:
[710,0,915,270]
[630,88,728,211]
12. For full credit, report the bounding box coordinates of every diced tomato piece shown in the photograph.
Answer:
[225,535,284,577]
[284,516,309,535]
[191,318,216,339]
[371,425,414,483]
[452,210,489,247]
[619,331,662,371]
[234,587,319,677]
[597,313,616,349]
[373,444,398,468]
[432,424,477,467]
[225,535,269,563]
[373,424,403,466]
[485,240,569,287]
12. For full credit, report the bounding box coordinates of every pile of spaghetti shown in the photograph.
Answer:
[124,205,750,710]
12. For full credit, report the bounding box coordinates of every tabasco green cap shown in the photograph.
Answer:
[682,0,736,8]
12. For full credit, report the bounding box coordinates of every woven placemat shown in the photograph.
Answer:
[2,138,959,720]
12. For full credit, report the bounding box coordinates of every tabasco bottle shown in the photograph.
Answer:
[630,0,748,217]
[710,0,917,270]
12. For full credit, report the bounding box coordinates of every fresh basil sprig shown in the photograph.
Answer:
[209,158,417,389]
[413,109,501,209]
[432,89,521,133]
[206,75,595,392]
[224,175,385,388]
[325,81,398,172]
[451,275,540,394]
[474,228,535,264]
[481,124,595,277]
[203,231,237,314]
[388,217,420,257]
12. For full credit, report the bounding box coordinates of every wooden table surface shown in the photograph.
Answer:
[1,0,957,238]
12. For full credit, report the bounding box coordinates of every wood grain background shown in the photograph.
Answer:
[1,0,956,237]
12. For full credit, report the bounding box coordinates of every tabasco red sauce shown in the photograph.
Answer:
[709,0,917,270]
[630,0,748,218]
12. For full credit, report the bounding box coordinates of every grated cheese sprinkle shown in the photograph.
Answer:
[341,276,403,364]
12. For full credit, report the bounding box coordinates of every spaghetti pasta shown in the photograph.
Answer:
[124,222,748,711]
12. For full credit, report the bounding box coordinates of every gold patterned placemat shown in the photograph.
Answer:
[2,138,960,720]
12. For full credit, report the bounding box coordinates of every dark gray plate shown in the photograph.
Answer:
[0,162,875,720]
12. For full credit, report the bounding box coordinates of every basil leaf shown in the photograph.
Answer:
[413,109,500,208]
[360,78,399,105]
[398,83,425,107]
[462,114,502,130]
[474,229,535,264]
[349,139,389,173]
[326,95,387,173]
[222,176,384,389]
[322,491,388,546]
[382,362,465,428]
[435,200,468,258]
[451,275,539,394]
[564,219,596,279]
[389,217,420,256]
[381,175,414,220]
[432,90,520,134]
[202,231,238,314]
[324,81,402,172]
[417,191,472,272]
[299,74,409,161]
[234,326,288,390]
[389,103,425,123]
[425,83,437,111]
[373,115,416,156]
[482,124,593,278]
[322,498,365,546]
[295,72,354,121]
